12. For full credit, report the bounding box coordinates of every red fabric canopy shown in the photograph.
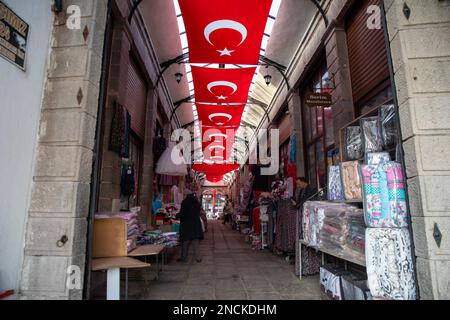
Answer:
[201,126,236,161]
[178,0,273,65]
[205,175,224,183]
[192,163,240,176]
[192,66,255,104]
[197,104,244,127]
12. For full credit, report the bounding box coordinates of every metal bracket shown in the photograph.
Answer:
[433,223,442,248]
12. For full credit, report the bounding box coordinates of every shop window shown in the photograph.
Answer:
[301,59,334,189]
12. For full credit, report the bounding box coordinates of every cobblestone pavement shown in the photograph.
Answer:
[100,220,326,300]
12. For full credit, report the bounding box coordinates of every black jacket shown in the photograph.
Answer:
[294,185,317,211]
[177,194,204,241]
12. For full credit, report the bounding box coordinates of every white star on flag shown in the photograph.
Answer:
[217,95,227,100]
[217,48,234,56]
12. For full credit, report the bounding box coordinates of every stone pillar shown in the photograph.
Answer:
[324,25,355,152]
[20,0,107,299]
[138,90,158,225]
[288,93,306,177]
[385,0,450,300]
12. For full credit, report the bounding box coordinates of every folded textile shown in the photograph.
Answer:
[328,166,344,201]
[361,162,408,228]
[340,161,363,200]
[365,152,391,166]
[361,117,383,153]
[345,126,364,160]
[366,228,416,300]
[380,104,398,149]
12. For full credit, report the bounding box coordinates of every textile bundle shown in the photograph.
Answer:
[365,228,416,300]
[344,126,363,160]
[361,117,383,153]
[327,165,344,201]
[302,201,366,264]
[361,161,408,228]
[340,161,362,200]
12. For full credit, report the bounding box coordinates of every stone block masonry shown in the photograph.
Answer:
[385,0,450,300]
[19,0,108,300]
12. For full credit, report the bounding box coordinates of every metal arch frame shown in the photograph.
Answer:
[309,0,329,27]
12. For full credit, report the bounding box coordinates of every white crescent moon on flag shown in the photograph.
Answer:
[204,20,248,47]
[208,133,228,140]
[209,145,226,151]
[209,113,232,124]
[207,81,237,95]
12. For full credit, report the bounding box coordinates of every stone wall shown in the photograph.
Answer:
[384,0,450,300]
[20,0,108,299]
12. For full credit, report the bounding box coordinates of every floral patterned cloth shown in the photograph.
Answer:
[328,166,344,201]
[366,228,416,300]
[361,162,408,228]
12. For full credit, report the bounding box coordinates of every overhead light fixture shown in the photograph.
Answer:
[264,74,272,86]
[175,72,183,84]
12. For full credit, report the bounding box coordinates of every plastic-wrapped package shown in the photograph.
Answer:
[345,126,364,160]
[360,117,383,153]
[341,275,372,300]
[361,161,408,228]
[366,228,417,300]
[365,152,391,165]
[327,166,344,201]
[344,210,366,262]
[320,265,350,300]
[380,104,398,149]
[340,161,363,200]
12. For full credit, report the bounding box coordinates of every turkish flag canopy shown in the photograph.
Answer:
[197,104,244,127]
[201,126,236,161]
[192,66,255,104]
[206,175,224,183]
[178,0,273,65]
[192,163,240,176]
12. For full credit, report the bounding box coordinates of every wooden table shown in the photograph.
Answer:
[128,244,165,279]
[92,257,151,300]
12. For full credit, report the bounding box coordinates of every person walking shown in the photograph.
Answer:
[176,191,204,263]
[222,199,233,225]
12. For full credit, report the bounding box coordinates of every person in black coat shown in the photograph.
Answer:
[176,192,204,262]
[291,177,317,211]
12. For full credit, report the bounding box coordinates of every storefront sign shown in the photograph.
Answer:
[304,92,333,107]
[0,1,29,70]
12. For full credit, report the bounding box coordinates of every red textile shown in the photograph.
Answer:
[178,0,273,65]
[197,104,244,127]
[192,66,255,104]
[252,207,261,235]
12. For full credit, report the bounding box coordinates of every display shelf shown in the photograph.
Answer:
[330,199,363,204]
[299,240,366,267]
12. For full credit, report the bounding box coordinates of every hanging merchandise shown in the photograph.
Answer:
[120,161,135,197]
[327,166,344,201]
[361,161,408,228]
[360,117,383,153]
[290,134,297,164]
[340,161,363,200]
[109,102,130,158]
[380,104,398,149]
[365,228,416,300]
[152,135,167,163]
[344,126,363,160]
[365,152,391,166]
[156,142,188,176]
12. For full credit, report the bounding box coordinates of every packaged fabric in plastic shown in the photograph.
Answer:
[340,161,363,200]
[345,126,363,160]
[320,265,350,300]
[344,210,366,262]
[366,228,417,300]
[380,104,398,149]
[341,275,372,300]
[327,166,344,201]
[360,117,383,153]
[365,152,391,166]
[361,161,408,228]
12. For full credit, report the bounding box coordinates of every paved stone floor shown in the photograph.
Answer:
[119,220,326,300]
